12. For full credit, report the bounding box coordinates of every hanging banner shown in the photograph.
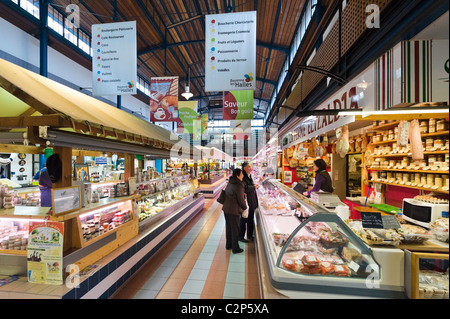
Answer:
[150,76,179,122]
[91,21,137,96]
[27,221,64,285]
[223,90,254,120]
[176,101,198,134]
[205,11,257,92]
[231,119,252,140]
[193,114,209,141]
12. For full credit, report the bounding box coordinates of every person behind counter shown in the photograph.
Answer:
[303,159,333,197]
[222,168,247,254]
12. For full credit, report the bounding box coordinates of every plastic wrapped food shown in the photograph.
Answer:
[320,261,335,275]
[430,218,449,243]
[302,254,320,267]
[397,224,431,243]
[334,264,350,277]
[397,120,410,147]
[273,233,290,246]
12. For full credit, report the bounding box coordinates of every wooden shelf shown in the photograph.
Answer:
[0,249,27,256]
[368,168,449,174]
[368,180,449,194]
[369,121,400,132]
[371,131,449,146]
[371,150,449,158]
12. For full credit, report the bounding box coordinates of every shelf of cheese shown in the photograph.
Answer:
[368,180,449,194]
[369,168,449,174]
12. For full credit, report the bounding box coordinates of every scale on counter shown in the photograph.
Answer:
[310,192,343,210]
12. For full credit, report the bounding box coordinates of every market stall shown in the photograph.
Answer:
[0,58,204,299]
[257,37,449,299]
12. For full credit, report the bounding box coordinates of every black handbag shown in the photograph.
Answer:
[217,189,226,204]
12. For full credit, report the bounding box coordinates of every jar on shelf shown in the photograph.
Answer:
[420,174,427,186]
[402,173,410,184]
[434,138,444,150]
[426,138,434,151]
[388,129,394,140]
[434,175,443,189]
[426,174,434,188]
[429,118,436,134]
[419,121,428,134]
[401,157,410,168]
[428,155,437,167]
[436,119,448,132]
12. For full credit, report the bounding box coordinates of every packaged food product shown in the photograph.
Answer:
[334,264,350,277]
[430,218,449,243]
[397,224,431,243]
[342,247,363,263]
[320,261,335,275]
[282,258,297,271]
[302,254,319,266]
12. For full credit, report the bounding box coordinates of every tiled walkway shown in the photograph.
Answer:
[112,197,260,299]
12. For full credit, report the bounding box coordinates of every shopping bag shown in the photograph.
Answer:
[241,197,249,218]
[217,189,226,204]
[242,207,249,219]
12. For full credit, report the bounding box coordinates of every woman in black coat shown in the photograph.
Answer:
[222,168,247,254]
[240,162,259,242]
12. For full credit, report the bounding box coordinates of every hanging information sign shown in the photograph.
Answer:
[205,11,257,92]
[91,21,137,96]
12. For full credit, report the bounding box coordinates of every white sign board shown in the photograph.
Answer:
[51,186,81,216]
[205,11,257,92]
[92,21,137,96]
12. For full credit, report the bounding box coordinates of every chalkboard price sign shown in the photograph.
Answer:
[360,212,384,229]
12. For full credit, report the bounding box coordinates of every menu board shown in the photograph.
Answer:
[205,11,257,92]
[91,21,137,96]
[27,221,64,285]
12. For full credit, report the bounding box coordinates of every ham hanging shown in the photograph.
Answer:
[409,119,424,161]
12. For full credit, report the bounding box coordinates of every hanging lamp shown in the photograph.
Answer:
[181,67,194,100]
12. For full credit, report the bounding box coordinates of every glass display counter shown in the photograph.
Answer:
[256,179,405,298]
[405,251,449,299]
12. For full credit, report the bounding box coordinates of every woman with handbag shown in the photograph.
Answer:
[221,168,248,254]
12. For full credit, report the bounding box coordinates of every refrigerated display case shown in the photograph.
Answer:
[256,179,405,298]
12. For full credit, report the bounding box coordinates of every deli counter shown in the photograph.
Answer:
[255,179,405,298]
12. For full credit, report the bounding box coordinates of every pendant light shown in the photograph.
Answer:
[181,67,194,100]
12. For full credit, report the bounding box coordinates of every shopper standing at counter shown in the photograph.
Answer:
[222,168,247,254]
[304,159,334,197]
[240,162,259,242]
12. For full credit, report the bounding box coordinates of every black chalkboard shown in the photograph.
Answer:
[381,215,401,229]
[360,212,384,229]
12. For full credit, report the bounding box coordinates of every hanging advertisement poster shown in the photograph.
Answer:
[92,21,137,96]
[193,114,208,141]
[27,221,64,285]
[150,77,179,122]
[176,101,198,134]
[223,90,254,120]
[231,119,252,140]
[205,11,257,92]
